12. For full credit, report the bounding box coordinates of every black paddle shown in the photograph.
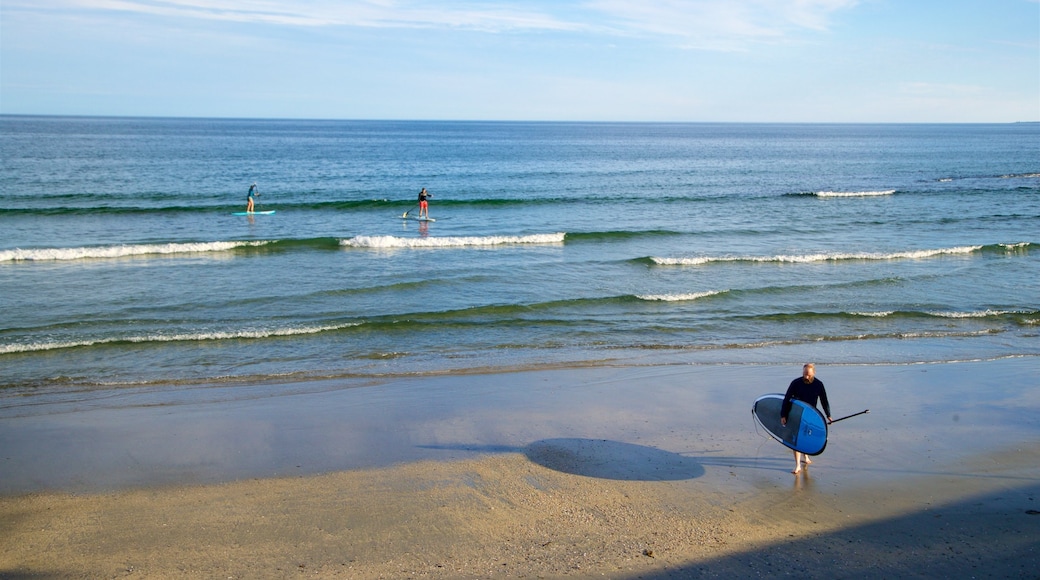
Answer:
[402,203,419,218]
[829,409,869,424]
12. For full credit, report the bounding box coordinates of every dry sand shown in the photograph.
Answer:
[1,359,1038,578]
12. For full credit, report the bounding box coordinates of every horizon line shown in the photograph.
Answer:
[2,113,1037,125]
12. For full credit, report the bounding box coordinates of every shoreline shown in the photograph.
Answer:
[2,358,1038,577]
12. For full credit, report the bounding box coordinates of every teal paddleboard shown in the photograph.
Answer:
[232,210,276,216]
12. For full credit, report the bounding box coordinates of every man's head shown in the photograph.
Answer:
[802,363,816,382]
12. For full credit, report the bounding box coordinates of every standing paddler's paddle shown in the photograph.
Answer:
[829,409,869,424]
[402,203,419,218]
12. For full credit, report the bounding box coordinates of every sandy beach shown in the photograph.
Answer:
[2,359,1038,578]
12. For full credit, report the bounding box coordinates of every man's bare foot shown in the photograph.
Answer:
[803,457,812,465]
[792,467,802,474]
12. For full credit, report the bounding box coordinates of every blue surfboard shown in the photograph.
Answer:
[232,210,276,216]
[752,393,828,455]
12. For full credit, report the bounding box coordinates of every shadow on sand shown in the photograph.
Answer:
[632,483,1040,579]
[419,438,705,481]
[413,440,1040,577]
[524,438,705,481]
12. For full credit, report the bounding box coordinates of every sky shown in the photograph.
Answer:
[1,0,1038,122]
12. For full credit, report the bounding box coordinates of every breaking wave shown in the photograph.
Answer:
[814,189,897,198]
[635,291,725,302]
[647,244,1036,266]
[0,323,362,355]
[342,233,566,248]
[0,241,271,262]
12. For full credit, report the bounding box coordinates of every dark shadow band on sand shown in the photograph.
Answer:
[422,438,705,481]
[633,483,1040,580]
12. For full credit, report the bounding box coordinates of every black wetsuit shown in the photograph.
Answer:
[781,377,831,421]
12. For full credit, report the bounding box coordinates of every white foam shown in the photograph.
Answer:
[0,323,359,354]
[1001,173,1040,179]
[649,256,714,266]
[930,310,1019,319]
[0,241,270,262]
[342,233,566,249]
[636,290,724,302]
[815,189,896,197]
[897,330,998,338]
[651,245,982,266]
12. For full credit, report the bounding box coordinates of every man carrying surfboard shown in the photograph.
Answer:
[781,363,833,474]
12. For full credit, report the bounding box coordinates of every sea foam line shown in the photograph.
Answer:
[0,241,271,262]
[651,245,983,266]
[636,290,725,302]
[0,323,359,354]
[1000,172,1040,179]
[930,309,1028,319]
[849,309,1031,319]
[342,233,566,249]
[815,189,896,197]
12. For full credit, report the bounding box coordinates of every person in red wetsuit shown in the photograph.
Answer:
[781,363,833,474]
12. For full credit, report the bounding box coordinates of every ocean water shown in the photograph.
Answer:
[1,117,1038,396]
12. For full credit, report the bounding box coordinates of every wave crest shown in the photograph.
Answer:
[815,189,896,197]
[0,323,361,355]
[0,241,270,262]
[342,233,566,248]
[931,309,1028,319]
[650,245,984,266]
[636,291,725,302]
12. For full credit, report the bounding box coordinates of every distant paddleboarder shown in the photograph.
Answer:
[417,187,432,219]
[246,182,259,212]
[781,363,833,474]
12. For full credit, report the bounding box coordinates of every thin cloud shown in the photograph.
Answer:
[35,0,586,31]
[21,0,858,46]
[585,0,859,49]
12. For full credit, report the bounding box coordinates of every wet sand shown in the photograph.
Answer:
[1,359,1038,578]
